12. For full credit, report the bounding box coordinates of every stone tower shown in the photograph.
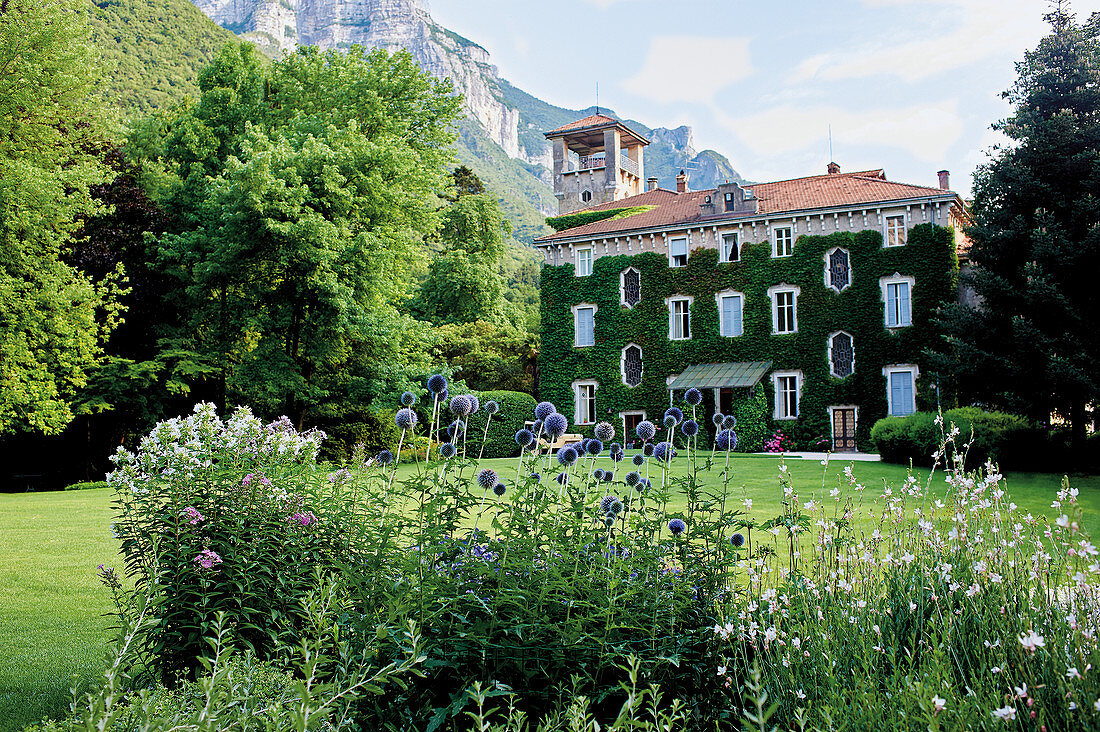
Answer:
[544,114,649,215]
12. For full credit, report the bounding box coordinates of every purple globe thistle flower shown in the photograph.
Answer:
[730,532,746,548]
[594,468,606,481]
[485,400,500,415]
[450,394,473,417]
[603,471,615,482]
[544,413,568,439]
[608,497,624,514]
[684,387,702,406]
[668,518,687,536]
[653,441,675,461]
[609,442,622,455]
[712,412,725,426]
[681,419,699,437]
[625,471,641,486]
[716,429,738,451]
[594,421,615,442]
[477,468,498,490]
[601,495,622,513]
[556,472,570,486]
[529,472,541,482]
[439,387,449,401]
[535,401,556,420]
[632,453,646,466]
[557,445,579,466]
[515,429,535,447]
[603,514,616,528]
[439,442,457,459]
[663,414,678,429]
[642,478,652,489]
[395,408,417,430]
[376,450,394,466]
[611,451,625,463]
[400,390,417,406]
[585,439,603,456]
[493,483,507,497]
[722,414,738,429]
[664,407,684,425]
[531,419,543,434]
[449,420,466,438]
[636,420,656,442]
[642,442,655,457]
[427,374,447,394]
[468,394,480,414]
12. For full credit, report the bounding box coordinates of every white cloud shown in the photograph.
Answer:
[717,99,964,163]
[622,36,753,104]
[789,0,1050,83]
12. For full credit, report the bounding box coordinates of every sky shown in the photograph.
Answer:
[429,0,1100,197]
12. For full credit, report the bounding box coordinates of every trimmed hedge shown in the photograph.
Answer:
[64,480,109,491]
[466,390,538,458]
[539,224,958,451]
[545,206,654,233]
[870,407,1032,469]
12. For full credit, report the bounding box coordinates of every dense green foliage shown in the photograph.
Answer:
[540,225,958,450]
[932,5,1100,446]
[430,321,537,394]
[0,0,125,436]
[870,407,1032,469]
[464,390,537,458]
[127,43,462,426]
[544,205,655,233]
[84,0,237,115]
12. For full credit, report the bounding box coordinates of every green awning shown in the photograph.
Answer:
[666,361,772,391]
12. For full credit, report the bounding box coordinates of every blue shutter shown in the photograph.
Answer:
[890,372,914,415]
[899,282,911,326]
[577,308,594,346]
[723,296,742,336]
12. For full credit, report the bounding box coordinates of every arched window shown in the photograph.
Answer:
[829,331,855,378]
[622,344,643,387]
[826,247,851,292]
[620,267,641,308]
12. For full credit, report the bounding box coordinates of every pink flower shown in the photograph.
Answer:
[242,473,254,487]
[290,511,317,527]
[194,549,222,570]
[181,507,204,525]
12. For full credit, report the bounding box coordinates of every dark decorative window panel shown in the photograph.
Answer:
[623,345,643,386]
[829,248,850,291]
[622,269,641,307]
[831,332,854,378]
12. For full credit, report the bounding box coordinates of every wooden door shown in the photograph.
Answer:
[832,408,857,452]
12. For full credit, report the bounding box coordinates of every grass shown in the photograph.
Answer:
[1,453,1097,731]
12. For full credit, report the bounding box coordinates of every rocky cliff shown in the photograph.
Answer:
[188,0,743,239]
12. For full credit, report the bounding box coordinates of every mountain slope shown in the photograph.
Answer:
[85,0,237,115]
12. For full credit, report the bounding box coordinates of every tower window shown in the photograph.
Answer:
[581,190,593,203]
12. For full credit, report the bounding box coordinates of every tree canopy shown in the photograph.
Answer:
[932,2,1100,444]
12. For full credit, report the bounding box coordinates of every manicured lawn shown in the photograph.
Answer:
[2,455,1097,730]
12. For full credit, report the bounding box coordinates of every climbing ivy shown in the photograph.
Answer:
[538,224,958,451]
[545,205,655,233]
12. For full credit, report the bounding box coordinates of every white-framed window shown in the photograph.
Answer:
[767,284,800,334]
[571,303,597,347]
[621,343,643,387]
[884,214,907,247]
[883,365,918,416]
[666,295,693,340]
[828,331,855,378]
[620,267,641,308]
[771,370,802,420]
[716,290,744,337]
[581,189,593,203]
[669,236,688,267]
[723,191,736,211]
[720,232,739,263]
[772,225,793,257]
[575,246,592,277]
[573,379,598,425]
[825,247,851,292]
[880,273,914,328]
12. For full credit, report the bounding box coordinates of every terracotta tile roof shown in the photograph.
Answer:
[535,170,960,243]
[545,114,622,135]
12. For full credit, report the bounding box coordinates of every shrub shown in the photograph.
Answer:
[63,480,108,491]
[107,404,373,681]
[464,390,537,458]
[319,409,400,462]
[731,387,768,452]
[870,408,1031,469]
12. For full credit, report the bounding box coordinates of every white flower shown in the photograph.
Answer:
[1068,667,1082,680]
[717,665,727,676]
[742,498,753,510]
[991,705,1016,720]
[1094,698,1100,712]
[1019,630,1045,652]
[1014,683,1028,699]
[932,695,946,712]
[1057,514,1070,528]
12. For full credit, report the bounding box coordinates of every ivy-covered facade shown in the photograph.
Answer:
[534,121,966,452]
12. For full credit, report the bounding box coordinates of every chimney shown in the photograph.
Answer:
[937,170,950,190]
[827,162,841,174]
[646,176,658,191]
[675,169,687,193]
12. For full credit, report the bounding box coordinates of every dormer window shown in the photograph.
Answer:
[724,192,735,211]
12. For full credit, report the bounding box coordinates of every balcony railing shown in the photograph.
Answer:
[573,155,641,177]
